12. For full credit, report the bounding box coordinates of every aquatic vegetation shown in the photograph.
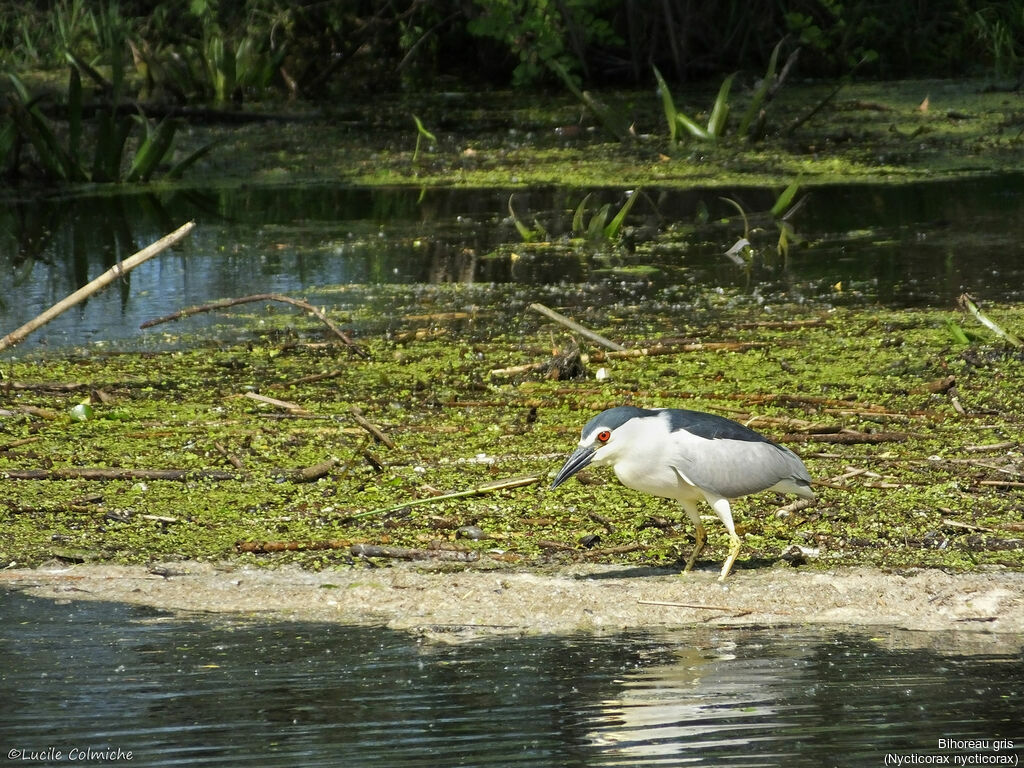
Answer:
[1,292,1021,575]
[411,114,437,165]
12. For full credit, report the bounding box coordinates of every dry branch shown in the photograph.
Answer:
[350,405,395,448]
[0,221,196,353]
[2,468,241,481]
[782,431,910,444]
[347,475,541,520]
[350,543,479,562]
[529,303,624,351]
[3,458,337,483]
[244,391,308,414]
[141,292,367,356]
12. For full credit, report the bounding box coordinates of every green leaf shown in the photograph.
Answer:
[69,403,94,422]
[676,112,711,141]
[652,65,678,143]
[127,118,178,182]
[771,178,801,218]
[945,318,970,346]
[412,114,437,143]
[166,138,221,180]
[603,188,640,240]
[572,193,592,234]
[508,194,538,243]
[587,204,610,241]
[707,73,735,137]
[739,39,782,136]
[718,196,750,240]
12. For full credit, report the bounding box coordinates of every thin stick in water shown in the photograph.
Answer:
[0,221,196,353]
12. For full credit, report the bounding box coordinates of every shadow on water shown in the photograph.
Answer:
[1,173,1023,350]
[0,590,1021,767]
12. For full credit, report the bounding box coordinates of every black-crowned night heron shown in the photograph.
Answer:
[550,406,815,580]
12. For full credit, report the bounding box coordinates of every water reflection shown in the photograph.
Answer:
[1,174,1023,350]
[1,590,1021,767]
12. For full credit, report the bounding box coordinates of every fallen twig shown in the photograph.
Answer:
[244,391,308,414]
[347,475,541,520]
[3,460,337,483]
[489,341,769,377]
[637,599,739,611]
[237,539,351,553]
[529,303,624,351]
[2,468,241,481]
[1,221,196,353]
[141,292,367,356]
[350,405,395,448]
[782,431,911,444]
[350,543,479,562]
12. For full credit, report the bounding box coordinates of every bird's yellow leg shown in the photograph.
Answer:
[683,520,706,573]
[705,496,741,581]
[679,500,705,574]
[718,531,742,581]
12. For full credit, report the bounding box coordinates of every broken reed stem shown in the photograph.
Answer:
[141,292,367,356]
[0,221,196,353]
[348,475,541,519]
[2,458,337,483]
[958,293,1023,347]
[528,303,624,351]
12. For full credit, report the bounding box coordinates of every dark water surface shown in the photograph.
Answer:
[2,173,1023,352]
[1,590,1021,767]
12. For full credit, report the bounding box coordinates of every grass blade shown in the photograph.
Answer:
[718,196,750,240]
[127,117,178,182]
[603,188,639,240]
[676,111,711,141]
[770,178,801,218]
[508,194,537,242]
[572,193,592,233]
[739,39,782,136]
[707,73,735,137]
[652,65,678,143]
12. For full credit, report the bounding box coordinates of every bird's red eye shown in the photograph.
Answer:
[596,430,611,443]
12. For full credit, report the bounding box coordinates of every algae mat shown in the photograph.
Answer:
[1,294,1023,596]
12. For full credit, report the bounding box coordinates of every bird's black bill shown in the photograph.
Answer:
[550,446,595,489]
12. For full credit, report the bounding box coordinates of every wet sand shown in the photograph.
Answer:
[3,561,1022,639]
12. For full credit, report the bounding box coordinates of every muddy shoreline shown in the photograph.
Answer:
[4,561,1022,641]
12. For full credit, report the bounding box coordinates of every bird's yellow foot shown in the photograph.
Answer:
[717,532,743,581]
[682,524,706,574]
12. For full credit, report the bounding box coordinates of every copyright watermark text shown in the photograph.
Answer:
[7,747,133,762]
[885,739,1017,766]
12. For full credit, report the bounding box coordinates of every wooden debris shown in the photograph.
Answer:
[637,599,739,612]
[1,468,241,481]
[528,303,624,351]
[782,430,910,444]
[347,475,541,520]
[214,441,245,470]
[350,543,478,562]
[964,441,1015,453]
[141,292,367,356]
[0,221,196,353]
[237,539,351,554]
[350,405,395,448]
[244,391,308,414]
[289,458,338,483]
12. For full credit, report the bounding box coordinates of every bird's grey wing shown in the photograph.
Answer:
[671,432,812,499]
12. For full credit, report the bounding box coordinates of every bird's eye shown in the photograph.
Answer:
[596,430,611,443]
